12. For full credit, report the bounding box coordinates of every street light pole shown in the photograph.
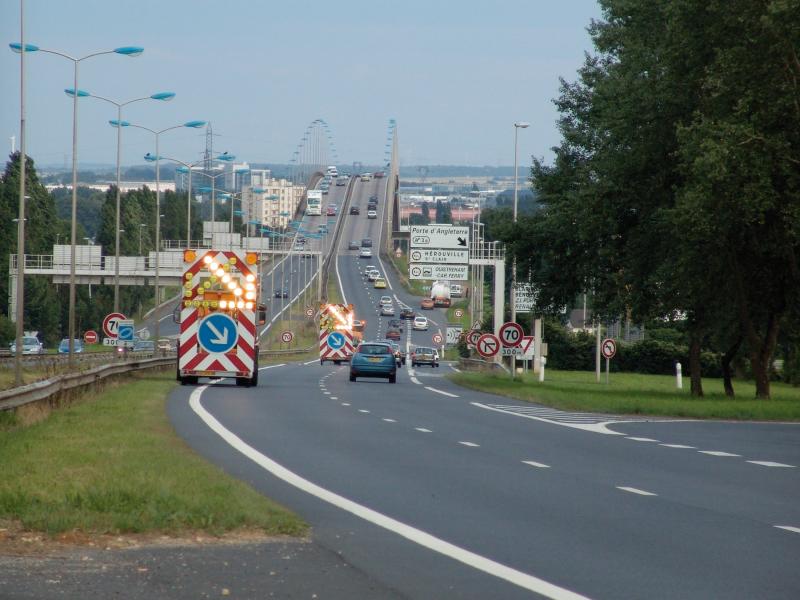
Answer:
[14,0,26,386]
[86,91,175,313]
[9,42,144,366]
[510,121,529,379]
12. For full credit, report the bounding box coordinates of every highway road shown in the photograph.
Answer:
[168,177,800,598]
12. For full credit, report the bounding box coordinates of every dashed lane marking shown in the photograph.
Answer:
[359,409,371,414]
[698,451,741,457]
[775,526,800,534]
[341,402,351,406]
[617,486,657,496]
[189,386,590,599]
[659,444,696,449]
[425,386,459,398]
[410,377,422,385]
[383,418,397,423]
[415,427,433,433]
[258,364,286,371]
[304,359,318,365]
[747,461,796,468]
[459,441,480,447]
[626,437,660,442]
[522,460,551,469]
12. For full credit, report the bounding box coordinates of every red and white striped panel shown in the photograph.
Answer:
[180,311,256,374]
[319,330,354,361]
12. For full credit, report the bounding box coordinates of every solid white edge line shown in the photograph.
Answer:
[188,387,589,600]
[258,363,286,371]
[471,402,624,436]
[425,386,459,398]
[747,461,796,468]
[775,526,800,534]
[616,486,657,496]
[304,359,318,365]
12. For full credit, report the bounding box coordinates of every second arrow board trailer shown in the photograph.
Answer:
[176,249,267,387]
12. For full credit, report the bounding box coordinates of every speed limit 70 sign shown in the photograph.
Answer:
[499,321,524,348]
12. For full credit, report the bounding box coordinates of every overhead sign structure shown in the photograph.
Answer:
[409,264,469,281]
[409,248,469,265]
[499,322,524,348]
[102,312,126,339]
[410,225,470,250]
[476,333,500,358]
[197,313,239,354]
[83,330,98,344]
[281,330,294,344]
[601,338,617,359]
[432,333,443,345]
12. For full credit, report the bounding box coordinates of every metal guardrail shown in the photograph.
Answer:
[0,356,174,412]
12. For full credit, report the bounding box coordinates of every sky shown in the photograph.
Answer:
[1,0,603,170]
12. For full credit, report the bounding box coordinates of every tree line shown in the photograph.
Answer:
[0,152,203,347]
[492,0,800,398]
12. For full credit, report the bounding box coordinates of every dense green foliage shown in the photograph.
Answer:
[492,0,800,398]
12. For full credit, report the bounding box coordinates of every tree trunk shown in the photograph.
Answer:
[745,313,780,400]
[689,335,704,397]
[721,336,742,398]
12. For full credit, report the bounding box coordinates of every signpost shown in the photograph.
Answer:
[281,330,294,344]
[454,308,464,318]
[409,225,469,249]
[408,264,469,280]
[601,338,617,384]
[102,312,126,339]
[446,325,463,346]
[499,321,524,348]
[467,329,481,347]
[476,333,500,359]
[83,330,98,344]
[305,307,314,319]
[432,333,443,345]
[117,319,135,349]
[409,248,469,264]
[513,284,537,313]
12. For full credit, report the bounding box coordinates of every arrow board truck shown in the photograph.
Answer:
[176,249,267,387]
[319,303,355,364]
[306,190,323,216]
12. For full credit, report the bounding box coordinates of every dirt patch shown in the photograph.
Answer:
[0,521,303,556]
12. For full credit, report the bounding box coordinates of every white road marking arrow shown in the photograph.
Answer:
[206,321,229,345]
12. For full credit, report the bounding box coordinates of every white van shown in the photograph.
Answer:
[450,284,463,298]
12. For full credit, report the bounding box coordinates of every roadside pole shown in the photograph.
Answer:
[595,321,602,383]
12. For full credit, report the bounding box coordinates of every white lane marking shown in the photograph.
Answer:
[358,409,370,414]
[304,359,318,365]
[425,386,459,398]
[747,461,796,468]
[450,364,462,373]
[522,460,551,469]
[459,441,480,448]
[323,392,331,395]
[382,418,397,423]
[410,377,422,385]
[341,402,351,406]
[626,437,659,442]
[698,451,741,457]
[617,486,657,496]
[472,402,625,436]
[415,427,433,433]
[659,444,696,449]
[258,364,286,371]
[331,396,338,400]
[775,526,800,534]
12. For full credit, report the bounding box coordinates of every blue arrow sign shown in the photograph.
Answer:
[198,313,238,354]
[118,320,134,342]
[327,331,345,350]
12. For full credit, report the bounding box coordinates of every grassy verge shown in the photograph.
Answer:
[385,252,428,297]
[0,370,306,537]
[449,369,800,421]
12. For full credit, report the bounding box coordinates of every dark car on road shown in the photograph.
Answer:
[399,307,415,320]
[350,206,360,215]
[274,289,289,298]
[349,240,360,250]
[349,342,397,383]
[361,238,373,247]
[387,318,404,332]
[385,328,401,341]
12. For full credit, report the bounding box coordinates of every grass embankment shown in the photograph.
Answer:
[0,371,306,537]
[385,252,429,296]
[449,369,800,421]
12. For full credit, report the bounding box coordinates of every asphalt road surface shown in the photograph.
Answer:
[165,177,800,598]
